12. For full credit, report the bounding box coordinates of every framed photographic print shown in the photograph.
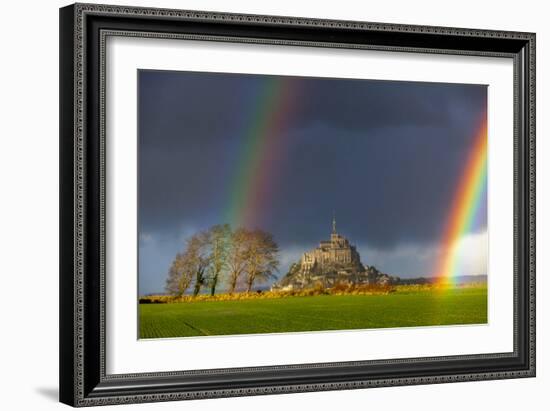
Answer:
[59,3,536,407]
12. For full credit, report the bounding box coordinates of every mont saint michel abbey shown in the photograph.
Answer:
[301,217,362,273]
[273,217,396,290]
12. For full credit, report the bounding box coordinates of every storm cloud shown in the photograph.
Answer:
[138,70,487,294]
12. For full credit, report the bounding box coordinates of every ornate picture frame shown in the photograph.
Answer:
[59,3,535,407]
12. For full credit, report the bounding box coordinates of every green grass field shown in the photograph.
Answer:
[139,286,487,339]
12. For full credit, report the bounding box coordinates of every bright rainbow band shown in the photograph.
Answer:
[434,116,488,285]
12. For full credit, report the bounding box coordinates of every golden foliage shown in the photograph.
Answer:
[139,282,412,304]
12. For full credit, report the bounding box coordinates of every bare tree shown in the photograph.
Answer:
[226,228,250,293]
[166,226,280,297]
[244,229,280,292]
[205,224,231,296]
[181,231,209,297]
[165,252,194,296]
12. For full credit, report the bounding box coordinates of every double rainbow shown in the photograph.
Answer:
[433,116,488,285]
[222,74,487,285]
[224,76,300,229]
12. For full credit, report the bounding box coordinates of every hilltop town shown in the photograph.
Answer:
[272,218,398,291]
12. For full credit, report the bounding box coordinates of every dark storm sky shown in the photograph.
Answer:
[138,70,487,295]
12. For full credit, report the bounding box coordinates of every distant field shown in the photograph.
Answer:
[139,286,487,339]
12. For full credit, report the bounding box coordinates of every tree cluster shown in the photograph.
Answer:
[165,224,280,296]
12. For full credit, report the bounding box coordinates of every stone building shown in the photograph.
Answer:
[272,217,401,291]
[301,216,362,273]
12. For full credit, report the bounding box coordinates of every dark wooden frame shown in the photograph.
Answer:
[60,2,536,407]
